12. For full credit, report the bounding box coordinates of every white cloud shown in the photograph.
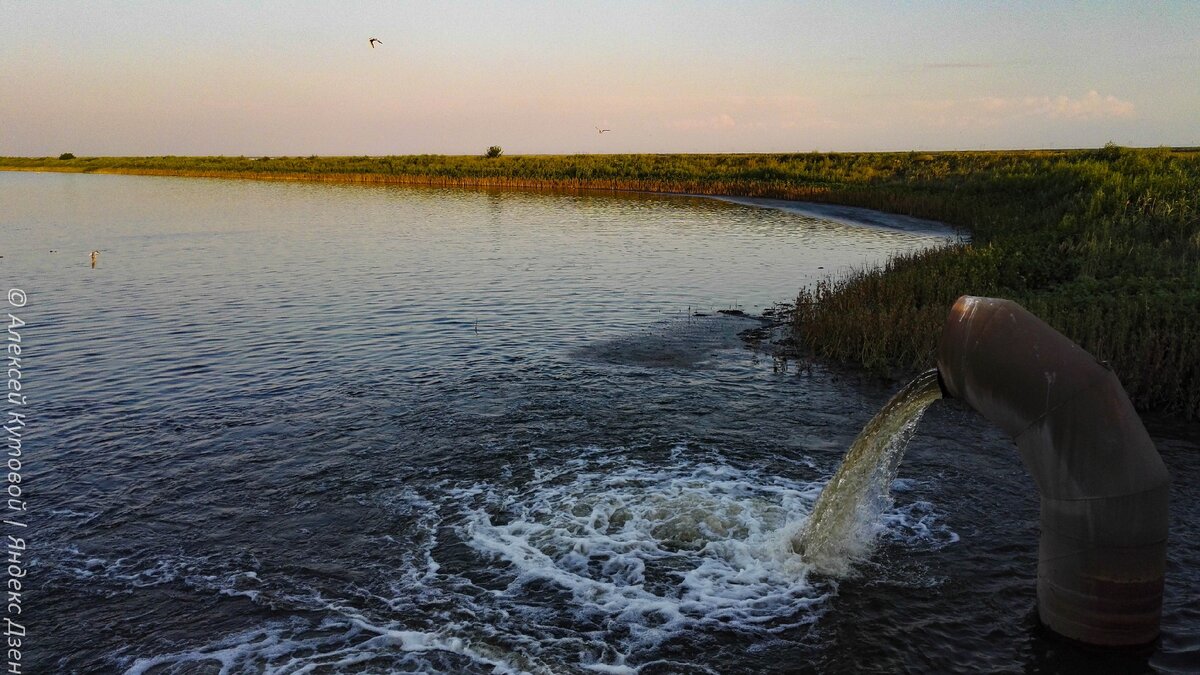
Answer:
[911,90,1135,127]
[667,113,737,131]
[1037,90,1135,119]
[663,95,831,133]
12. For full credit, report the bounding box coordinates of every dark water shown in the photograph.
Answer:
[1,172,1196,673]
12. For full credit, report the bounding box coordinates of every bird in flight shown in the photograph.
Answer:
[369,37,382,48]
[596,127,611,134]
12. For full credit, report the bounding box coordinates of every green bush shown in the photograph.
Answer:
[485,146,503,158]
[58,152,75,160]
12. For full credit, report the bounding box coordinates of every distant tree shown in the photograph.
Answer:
[58,152,75,160]
[1098,141,1123,161]
[485,146,503,158]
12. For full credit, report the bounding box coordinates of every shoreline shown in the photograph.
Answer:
[703,195,959,239]
[6,149,1196,418]
[0,164,960,239]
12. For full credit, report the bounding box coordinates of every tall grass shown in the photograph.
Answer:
[4,147,1199,416]
[793,146,1200,418]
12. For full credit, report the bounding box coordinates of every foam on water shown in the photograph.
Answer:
[125,618,542,675]
[458,455,826,649]
[107,446,955,674]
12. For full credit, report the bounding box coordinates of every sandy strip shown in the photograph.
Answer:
[704,195,962,240]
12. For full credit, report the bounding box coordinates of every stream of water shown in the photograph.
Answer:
[796,369,944,576]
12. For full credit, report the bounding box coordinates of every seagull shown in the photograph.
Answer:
[369,37,382,48]
[596,127,611,134]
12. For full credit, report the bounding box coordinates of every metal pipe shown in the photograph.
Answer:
[936,295,1170,647]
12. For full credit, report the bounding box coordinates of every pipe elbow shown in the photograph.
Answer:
[936,295,1169,647]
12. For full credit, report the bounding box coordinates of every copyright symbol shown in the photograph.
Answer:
[7,289,26,307]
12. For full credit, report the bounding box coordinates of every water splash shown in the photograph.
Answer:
[82,445,957,673]
[795,369,943,576]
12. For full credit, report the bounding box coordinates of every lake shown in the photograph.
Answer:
[1,171,1196,673]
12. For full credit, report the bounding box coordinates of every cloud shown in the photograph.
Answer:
[912,90,1135,127]
[1037,90,1136,119]
[667,113,737,131]
[662,95,830,133]
[922,62,994,70]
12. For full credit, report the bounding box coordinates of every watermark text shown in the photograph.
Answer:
[4,290,27,672]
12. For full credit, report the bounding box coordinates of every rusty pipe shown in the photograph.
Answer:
[936,295,1169,647]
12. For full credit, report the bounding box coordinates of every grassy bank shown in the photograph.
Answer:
[789,147,1200,419]
[4,148,1198,417]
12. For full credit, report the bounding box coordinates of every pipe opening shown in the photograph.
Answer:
[935,367,952,399]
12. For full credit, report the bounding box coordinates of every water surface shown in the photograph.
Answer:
[1,172,1196,673]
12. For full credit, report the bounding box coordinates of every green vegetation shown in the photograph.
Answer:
[791,147,1200,418]
[486,146,503,158]
[3,148,1198,416]
[58,152,75,160]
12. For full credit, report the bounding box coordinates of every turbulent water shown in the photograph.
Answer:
[796,370,944,576]
[2,172,1198,673]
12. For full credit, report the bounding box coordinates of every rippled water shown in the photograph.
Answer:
[2,172,1197,673]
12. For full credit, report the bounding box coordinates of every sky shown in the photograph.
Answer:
[2,1,1198,155]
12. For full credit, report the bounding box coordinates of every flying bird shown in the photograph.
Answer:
[369,37,382,48]
[596,127,611,134]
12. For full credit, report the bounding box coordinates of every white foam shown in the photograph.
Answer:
[124,617,556,675]
[110,446,955,674]
[452,449,937,668]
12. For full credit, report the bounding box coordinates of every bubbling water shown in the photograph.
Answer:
[794,369,944,576]
[95,443,959,674]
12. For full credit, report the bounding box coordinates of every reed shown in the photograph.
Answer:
[790,146,1200,418]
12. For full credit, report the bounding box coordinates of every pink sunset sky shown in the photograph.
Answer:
[3,1,1198,155]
